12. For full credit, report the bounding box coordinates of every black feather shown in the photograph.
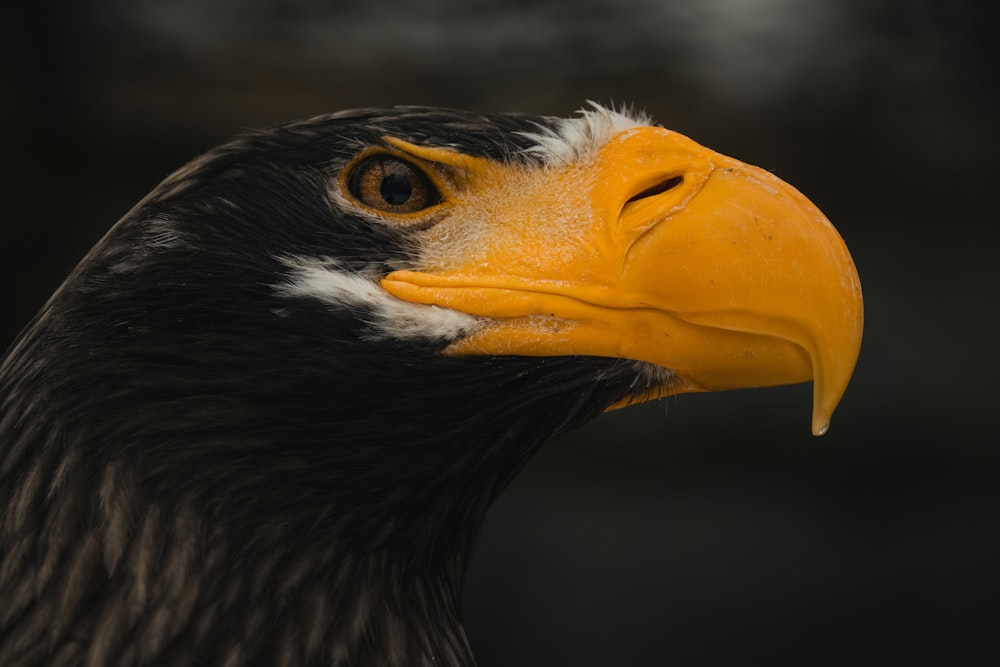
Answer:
[0,107,666,666]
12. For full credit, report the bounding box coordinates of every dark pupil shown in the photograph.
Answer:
[380,173,412,205]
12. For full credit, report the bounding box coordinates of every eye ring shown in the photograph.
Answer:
[346,154,441,214]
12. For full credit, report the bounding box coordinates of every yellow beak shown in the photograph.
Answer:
[381,126,863,435]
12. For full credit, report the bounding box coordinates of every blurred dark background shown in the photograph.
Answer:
[2,0,997,664]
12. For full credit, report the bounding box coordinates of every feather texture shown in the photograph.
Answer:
[0,106,672,665]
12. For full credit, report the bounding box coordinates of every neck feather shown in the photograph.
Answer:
[0,446,479,666]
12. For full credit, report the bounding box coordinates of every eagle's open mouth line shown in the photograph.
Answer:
[384,271,807,342]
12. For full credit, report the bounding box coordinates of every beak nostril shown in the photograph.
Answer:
[625,176,684,205]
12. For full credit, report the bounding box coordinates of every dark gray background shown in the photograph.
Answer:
[2,1,997,664]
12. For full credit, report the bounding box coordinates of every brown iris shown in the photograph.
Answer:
[347,155,440,213]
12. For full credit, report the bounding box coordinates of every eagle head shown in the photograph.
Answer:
[0,104,861,666]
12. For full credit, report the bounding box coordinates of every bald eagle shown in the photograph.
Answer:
[0,105,862,666]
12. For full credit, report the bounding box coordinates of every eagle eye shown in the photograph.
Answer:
[347,155,440,214]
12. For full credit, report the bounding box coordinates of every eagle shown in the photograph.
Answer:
[0,104,862,666]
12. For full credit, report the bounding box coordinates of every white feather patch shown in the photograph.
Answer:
[519,101,653,166]
[274,257,480,341]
